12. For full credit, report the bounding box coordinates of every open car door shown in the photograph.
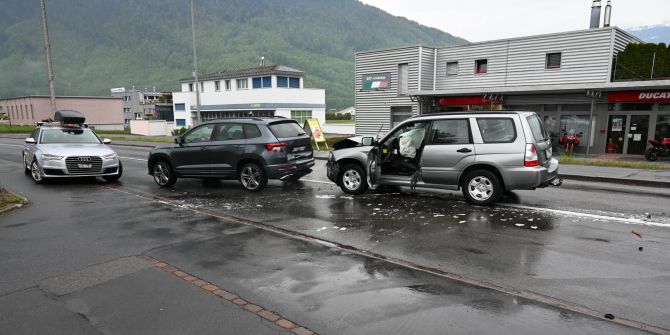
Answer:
[366,146,381,186]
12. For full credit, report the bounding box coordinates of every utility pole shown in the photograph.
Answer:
[190,0,202,125]
[39,0,57,116]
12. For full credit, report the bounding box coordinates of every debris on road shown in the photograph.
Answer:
[630,230,642,239]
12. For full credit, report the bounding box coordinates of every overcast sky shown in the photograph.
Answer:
[358,0,670,42]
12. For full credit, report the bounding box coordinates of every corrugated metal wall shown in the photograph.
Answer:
[355,46,420,135]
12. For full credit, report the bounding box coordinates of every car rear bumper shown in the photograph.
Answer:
[504,158,559,190]
[266,158,315,179]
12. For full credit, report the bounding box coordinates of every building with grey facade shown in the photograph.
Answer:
[355,26,670,156]
[111,88,173,124]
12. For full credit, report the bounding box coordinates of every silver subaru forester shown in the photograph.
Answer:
[326,111,560,205]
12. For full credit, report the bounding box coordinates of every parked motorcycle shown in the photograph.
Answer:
[559,129,581,154]
[645,138,670,161]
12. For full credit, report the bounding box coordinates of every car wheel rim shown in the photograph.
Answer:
[153,163,170,185]
[342,169,361,191]
[468,176,493,201]
[31,162,42,182]
[241,166,260,189]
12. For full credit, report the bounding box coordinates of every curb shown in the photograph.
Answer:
[0,188,29,215]
[560,174,670,189]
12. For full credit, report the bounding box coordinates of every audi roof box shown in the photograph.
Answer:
[54,110,85,124]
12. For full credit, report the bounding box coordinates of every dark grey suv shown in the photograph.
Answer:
[147,118,314,191]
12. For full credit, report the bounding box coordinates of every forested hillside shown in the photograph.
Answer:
[0,0,466,109]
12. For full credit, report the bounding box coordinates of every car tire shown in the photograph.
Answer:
[23,154,30,175]
[461,169,502,206]
[30,160,45,184]
[152,160,177,187]
[338,164,368,195]
[645,148,659,161]
[103,161,123,182]
[238,162,267,192]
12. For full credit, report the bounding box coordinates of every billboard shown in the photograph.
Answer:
[361,73,391,90]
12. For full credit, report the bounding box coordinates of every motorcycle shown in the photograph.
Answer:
[559,129,582,154]
[645,137,670,161]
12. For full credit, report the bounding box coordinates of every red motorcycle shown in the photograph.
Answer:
[645,137,670,161]
[559,129,581,154]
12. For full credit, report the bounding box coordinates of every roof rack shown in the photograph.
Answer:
[410,111,523,118]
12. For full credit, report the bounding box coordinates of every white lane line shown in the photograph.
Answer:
[119,156,147,162]
[501,203,669,227]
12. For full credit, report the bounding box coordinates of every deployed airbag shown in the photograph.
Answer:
[399,128,425,159]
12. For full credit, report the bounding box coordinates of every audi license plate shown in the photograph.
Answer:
[293,146,306,152]
[78,163,92,169]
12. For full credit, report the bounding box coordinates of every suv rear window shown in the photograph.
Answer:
[477,118,516,143]
[268,121,306,138]
[526,114,549,142]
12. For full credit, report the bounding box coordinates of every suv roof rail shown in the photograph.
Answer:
[410,110,526,118]
[205,116,289,122]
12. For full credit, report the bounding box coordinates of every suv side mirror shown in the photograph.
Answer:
[175,137,183,145]
[25,137,36,144]
[361,136,375,146]
[102,138,112,144]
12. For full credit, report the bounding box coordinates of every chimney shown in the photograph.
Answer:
[590,0,602,29]
[260,56,265,66]
[603,0,612,27]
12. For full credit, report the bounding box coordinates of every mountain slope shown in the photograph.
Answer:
[627,25,670,44]
[0,0,466,109]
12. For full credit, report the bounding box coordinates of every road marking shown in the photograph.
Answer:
[102,184,669,335]
[119,156,147,162]
[0,143,24,147]
[501,203,670,228]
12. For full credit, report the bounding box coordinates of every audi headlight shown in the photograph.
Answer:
[102,153,118,160]
[42,154,64,161]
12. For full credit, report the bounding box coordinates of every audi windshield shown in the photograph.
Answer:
[40,129,102,144]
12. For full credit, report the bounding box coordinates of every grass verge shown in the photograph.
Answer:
[0,187,26,209]
[558,155,670,170]
[0,125,33,133]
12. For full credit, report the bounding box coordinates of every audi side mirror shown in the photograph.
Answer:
[25,138,36,144]
[361,136,375,146]
[102,138,112,144]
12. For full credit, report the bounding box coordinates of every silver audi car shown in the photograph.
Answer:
[22,111,123,184]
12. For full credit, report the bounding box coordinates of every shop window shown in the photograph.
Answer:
[398,63,409,95]
[660,103,670,112]
[621,103,653,111]
[560,115,590,153]
[546,53,562,69]
[656,115,670,141]
[446,62,458,76]
[391,106,412,127]
[561,104,591,112]
[290,110,312,125]
[543,104,559,112]
[475,59,488,74]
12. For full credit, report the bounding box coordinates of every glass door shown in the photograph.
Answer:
[606,115,627,154]
[627,115,650,155]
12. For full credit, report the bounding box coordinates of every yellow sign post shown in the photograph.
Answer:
[304,119,328,150]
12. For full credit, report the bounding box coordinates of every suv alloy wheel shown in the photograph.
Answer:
[339,164,368,195]
[239,162,268,192]
[461,169,502,206]
[152,160,177,187]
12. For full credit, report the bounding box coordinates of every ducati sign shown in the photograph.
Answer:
[608,90,670,103]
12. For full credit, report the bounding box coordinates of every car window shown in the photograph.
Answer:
[244,124,262,139]
[31,129,40,141]
[429,119,470,144]
[215,123,245,141]
[183,124,215,144]
[477,118,517,143]
[526,114,549,142]
[382,121,430,147]
[40,129,101,144]
[268,121,305,138]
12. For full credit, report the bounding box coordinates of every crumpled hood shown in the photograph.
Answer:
[40,143,116,157]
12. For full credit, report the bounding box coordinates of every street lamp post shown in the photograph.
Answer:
[39,0,57,116]
[190,0,202,126]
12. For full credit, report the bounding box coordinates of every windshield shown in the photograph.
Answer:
[526,114,549,142]
[269,121,306,138]
[40,129,102,144]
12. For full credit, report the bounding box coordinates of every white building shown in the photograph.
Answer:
[172,65,326,128]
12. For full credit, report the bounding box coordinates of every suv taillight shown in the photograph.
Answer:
[265,142,288,152]
[524,143,540,167]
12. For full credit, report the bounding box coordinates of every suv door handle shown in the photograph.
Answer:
[234,145,244,149]
[457,148,472,153]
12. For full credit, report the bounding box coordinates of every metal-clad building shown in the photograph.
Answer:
[355,26,670,156]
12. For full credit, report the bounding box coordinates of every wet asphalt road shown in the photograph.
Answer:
[1,138,669,334]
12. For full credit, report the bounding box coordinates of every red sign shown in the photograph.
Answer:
[608,90,670,103]
[437,96,495,106]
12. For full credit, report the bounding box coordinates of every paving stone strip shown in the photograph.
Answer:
[139,255,317,335]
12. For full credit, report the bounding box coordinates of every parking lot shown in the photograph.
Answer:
[1,138,670,334]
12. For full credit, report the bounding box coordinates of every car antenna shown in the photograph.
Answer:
[376,123,384,142]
